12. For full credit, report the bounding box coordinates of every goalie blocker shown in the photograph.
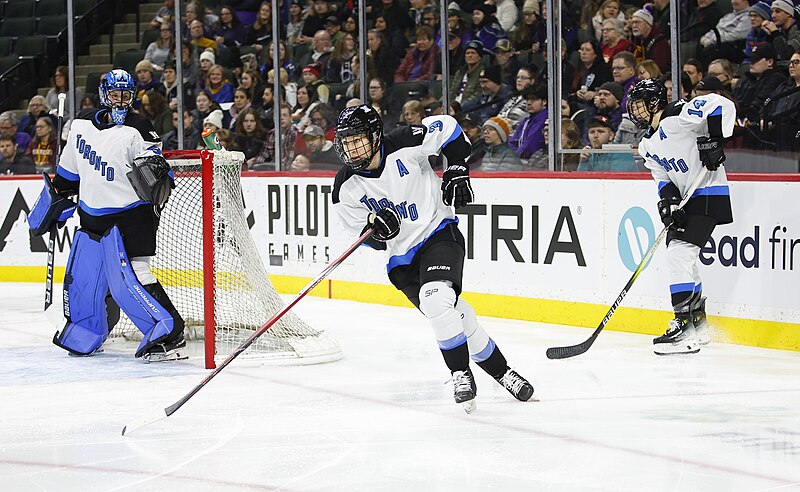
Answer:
[28,173,77,237]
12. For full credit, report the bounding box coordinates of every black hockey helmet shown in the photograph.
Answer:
[334,105,383,171]
[626,78,668,130]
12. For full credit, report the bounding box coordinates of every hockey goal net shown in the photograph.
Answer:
[112,149,342,368]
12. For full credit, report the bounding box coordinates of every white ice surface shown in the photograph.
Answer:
[0,282,798,492]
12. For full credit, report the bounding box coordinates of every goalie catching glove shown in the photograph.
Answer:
[367,207,401,241]
[441,163,474,209]
[127,154,174,212]
[697,136,725,171]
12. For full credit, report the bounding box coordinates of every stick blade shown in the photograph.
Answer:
[121,408,169,436]
[546,342,590,360]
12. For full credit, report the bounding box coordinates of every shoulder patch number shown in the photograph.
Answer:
[428,121,443,133]
[687,99,706,118]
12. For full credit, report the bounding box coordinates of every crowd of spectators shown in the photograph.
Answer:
[3,0,800,174]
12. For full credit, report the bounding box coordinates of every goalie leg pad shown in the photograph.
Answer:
[53,230,110,356]
[28,173,76,237]
[100,226,181,358]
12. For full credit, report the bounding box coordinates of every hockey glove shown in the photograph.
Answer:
[368,207,401,241]
[441,163,474,209]
[658,196,687,231]
[697,136,725,171]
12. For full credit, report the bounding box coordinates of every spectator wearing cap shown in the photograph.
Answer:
[479,116,524,171]
[572,40,613,110]
[447,26,467,76]
[509,85,548,159]
[212,5,245,48]
[0,112,32,154]
[594,81,623,131]
[465,65,513,122]
[366,29,400,88]
[744,2,772,63]
[0,134,35,174]
[497,66,535,127]
[287,0,306,46]
[302,62,331,104]
[298,30,333,74]
[694,74,727,97]
[325,15,345,45]
[197,48,216,90]
[512,0,544,52]
[601,18,630,63]
[456,114,485,168]
[763,0,800,60]
[764,49,800,152]
[302,124,339,169]
[733,44,787,122]
[145,22,174,71]
[611,51,637,110]
[394,26,439,83]
[493,39,522,87]
[577,116,636,171]
[134,59,160,108]
[698,0,750,65]
[156,61,187,110]
[628,7,671,72]
[189,19,220,56]
[471,3,506,51]
[450,39,487,107]
[681,0,723,49]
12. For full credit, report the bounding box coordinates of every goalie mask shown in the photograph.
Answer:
[334,105,383,171]
[99,69,136,126]
[626,78,668,130]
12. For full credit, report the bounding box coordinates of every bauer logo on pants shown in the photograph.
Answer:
[617,207,655,272]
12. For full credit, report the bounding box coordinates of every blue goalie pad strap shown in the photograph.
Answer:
[28,173,77,237]
[52,230,110,355]
[100,226,174,357]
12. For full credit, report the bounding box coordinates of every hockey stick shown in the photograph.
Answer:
[121,227,375,436]
[44,93,67,312]
[546,167,709,360]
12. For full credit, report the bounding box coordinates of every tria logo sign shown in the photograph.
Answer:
[0,188,47,254]
[617,206,655,272]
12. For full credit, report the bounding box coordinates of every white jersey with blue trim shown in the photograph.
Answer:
[333,115,471,273]
[56,108,162,216]
[639,93,736,198]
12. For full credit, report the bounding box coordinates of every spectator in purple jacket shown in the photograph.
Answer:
[509,85,548,159]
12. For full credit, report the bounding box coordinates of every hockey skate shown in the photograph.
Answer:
[692,298,710,346]
[653,313,700,355]
[452,368,477,414]
[495,369,535,402]
[142,338,188,363]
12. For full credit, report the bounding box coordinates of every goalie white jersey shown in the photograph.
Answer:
[55,108,162,216]
[639,93,736,199]
[333,115,472,273]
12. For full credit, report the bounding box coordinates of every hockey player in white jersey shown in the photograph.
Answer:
[628,78,734,355]
[332,105,534,413]
[28,69,185,362]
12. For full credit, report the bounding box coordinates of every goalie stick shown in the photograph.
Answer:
[44,93,67,312]
[121,227,375,436]
[546,167,709,360]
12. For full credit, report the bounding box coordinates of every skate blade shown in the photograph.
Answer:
[68,348,105,357]
[461,399,476,414]
[654,345,701,356]
[142,349,189,363]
